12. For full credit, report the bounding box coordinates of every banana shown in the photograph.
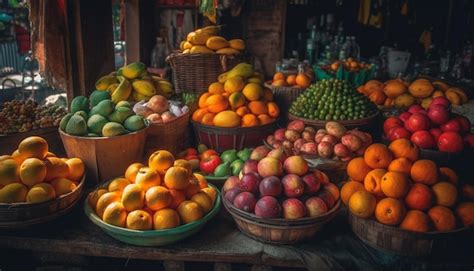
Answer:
[111,76,132,103]
[132,91,151,102]
[132,80,156,96]
[218,63,254,83]
[95,75,118,91]
[106,83,119,95]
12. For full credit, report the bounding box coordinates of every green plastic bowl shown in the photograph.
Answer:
[84,183,221,246]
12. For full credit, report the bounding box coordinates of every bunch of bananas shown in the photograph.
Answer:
[179,25,245,55]
[95,62,174,103]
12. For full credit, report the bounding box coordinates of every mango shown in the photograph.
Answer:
[59,113,73,131]
[116,101,131,108]
[183,41,193,50]
[394,93,416,108]
[74,111,88,120]
[102,122,127,137]
[95,75,118,91]
[90,90,111,106]
[108,106,134,124]
[122,62,146,80]
[196,25,220,35]
[90,99,114,118]
[213,111,241,128]
[87,133,99,137]
[26,183,56,203]
[132,91,151,102]
[111,76,132,103]
[65,115,88,136]
[190,32,211,45]
[228,92,245,109]
[106,83,119,95]
[190,46,214,54]
[224,76,245,93]
[87,114,108,135]
[124,115,146,132]
[70,96,89,113]
[218,63,254,83]
[228,39,245,50]
[0,183,28,203]
[132,80,156,96]
[216,47,240,55]
[206,36,228,50]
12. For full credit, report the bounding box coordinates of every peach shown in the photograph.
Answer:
[257,157,283,178]
[301,174,321,195]
[282,198,306,219]
[456,202,474,227]
[405,183,434,211]
[305,196,328,217]
[283,156,309,176]
[318,190,336,209]
[223,176,240,193]
[282,174,304,198]
[266,148,288,163]
[323,183,340,201]
[250,146,271,161]
[432,182,458,207]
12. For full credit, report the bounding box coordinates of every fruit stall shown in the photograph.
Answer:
[1,1,474,270]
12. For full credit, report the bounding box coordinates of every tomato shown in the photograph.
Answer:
[200,149,219,160]
[199,155,221,174]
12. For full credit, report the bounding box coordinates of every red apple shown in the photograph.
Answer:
[454,115,471,134]
[411,130,436,149]
[281,174,305,198]
[429,128,443,142]
[282,198,306,219]
[464,133,474,148]
[405,113,431,132]
[239,173,261,194]
[301,174,321,195]
[388,126,411,141]
[430,96,450,108]
[427,105,450,125]
[440,119,461,133]
[242,160,259,175]
[408,104,425,114]
[438,131,464,153]
[383,117,403,135]
[399,112,412,122]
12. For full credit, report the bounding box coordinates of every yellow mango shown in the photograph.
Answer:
[228,92,246,109]
[183,41,193,50]
[190,46,214,54]
[216,47,240,55]
[445,90,461,105]
[213,111,241,128]
[206,36,228,50]
[228,39,245,50]
[95,75,118,91]
[132,80,156,96]
[191,32,211,45]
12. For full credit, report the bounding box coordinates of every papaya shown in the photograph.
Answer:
[206,36,228,50]
[190,32,211,45]
[106,83,119,95]
[187,32,196,42]
[182,49,190,54]
[65,115,88,136]
[90,90,111,106]
[394,93,416,108]
[218,63,254,83]
[87,114,108,135]
[111,76,132,103]
[102,122,127,137]
[70,96,89,113]
[122,62,146,80]
[132,80,156,96]
[445,90,462,105]
[124,115,146,132]
[59,113,73,131]
[132,91,151,102]
[408,79,434,98]
[95,75,118,91]
[108,107,134,124]
[216,47,240,55]
[228,39,245,50]
[190,46,214,54]
[89,99,114,118]
[446,87,468,103]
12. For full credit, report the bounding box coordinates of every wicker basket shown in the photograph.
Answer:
[145,112,190,157]
[223,192,341,244]
[0,175,85,229]
[191,120,277,153]
[59,127,148,185]
[348,212,473,258]
[288,111,380,132]
[264,82,304,125]
[167,52,245,95]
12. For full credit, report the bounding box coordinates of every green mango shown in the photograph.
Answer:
[102,122,127,137]
[89,90,111,106]
[230,159,244,176]
[220,150,238,163]
[116,100,131,108]
[87,133,99,137]
[213,162,231,177]
[89,99,114,118]
[70,96,89,113]
[87,114,108,135]
[237,148,252,161]
[108,106,133,124]
[59,113,72,131]
[124,115,146,131]
[74,111,88,120]
[65,115,88,136]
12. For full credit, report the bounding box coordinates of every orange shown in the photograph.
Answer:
[126,210,153,230]
[206,94,229,113]
[193,173,208,189]
[102,202,127,227]
[348,190,377,218]
[235,106,249,117]
[431,182,457,207]
[369,90,386,105]
[388,138,419,162]
[400,210,431,232]
[201,112,216,126]
[19,158,47,187]
[272,79,287,87]
[364,80,383,94]
[121,183,145,212]
[242,83,263,101]
[164,166,190,190]
[0,159,19,187]
[364,144,393,169]
[174,159,193,176]
[65,158,85,182]
[257,114,273,125]
[18,136,48,159]
[263,88,273,101]
[286,74,296,86]
[26,183,56,203]
[463,184,474,201]
[95,191,121,218]
[192,108,209,122]
[153,208,180,229]
[224,76,245,93]
[456,202,474,227]
[124,162,144,183]
[148,150,174,175]
[11,149,27,165]
[184,176,202,198]
[273,72,285,81]
[295,73,311,88]
[43,157,69,181]
[145,186,171,211]
[427,206,456,231]
[201,187,217,204]
[267,102,279,118]
[228,92,246,108]
[135,167,161,191]
[191,192,213,213]
[439,167,458,184]
[88,188,107,210]
[380,171,409,198]
[248,100,268,115]
[177,200,204,224]
[410,159,438,185]
[208,82,225,94]
[198,92,212,108]
[341,180,365,205]
[0,155,13,162]
[108,177,130,192]
[364,169,387,196]
[375,198,406,225]
[169,189,186,209]
[347,157,372,182]
[241,114,259,127]
[387,157,412,175]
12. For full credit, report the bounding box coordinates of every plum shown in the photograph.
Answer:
[255,196,281,218]
[259,176,282,197]
[239,173,261,194]
[225,187,242,203]
[233,192,257,213]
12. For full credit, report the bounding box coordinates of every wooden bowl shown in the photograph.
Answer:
[223,190,341,244]
[84,181,221,246]
[349,212,473,258]
[288,111,380,132]
[0,175,85,229]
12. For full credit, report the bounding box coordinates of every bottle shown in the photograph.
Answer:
[151,37,166,69]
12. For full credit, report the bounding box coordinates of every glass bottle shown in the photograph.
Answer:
[151,37,166,69]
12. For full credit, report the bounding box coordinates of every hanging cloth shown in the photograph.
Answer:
[358,0,383,28]
[200,0,217,23]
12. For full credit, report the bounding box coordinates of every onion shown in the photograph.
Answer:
[147,95,168,113]
[146,113,162,123]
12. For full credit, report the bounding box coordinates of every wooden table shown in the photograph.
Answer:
[0,202,472,271]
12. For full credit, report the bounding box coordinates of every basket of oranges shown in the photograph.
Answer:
[342,140,474,257]
[84,150,221,246]
[315,58,376,87]
[0,136,85,228]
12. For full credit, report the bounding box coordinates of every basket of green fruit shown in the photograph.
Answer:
[288,79,380,132]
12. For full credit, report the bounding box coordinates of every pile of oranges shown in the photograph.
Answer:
[0,136,84,204]
[192,71,280,128]
[323,58,372,73]
[270,72,311,89]
[342,138,474,232]
[88,150,217,230]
